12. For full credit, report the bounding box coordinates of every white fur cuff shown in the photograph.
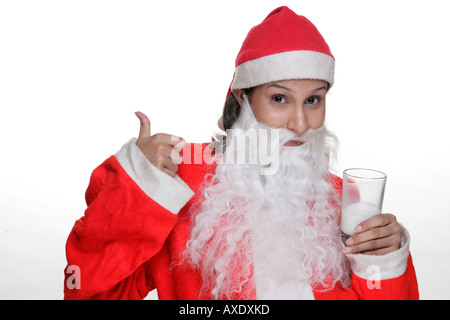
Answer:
[115,138,195,214]
[345,224,411,280]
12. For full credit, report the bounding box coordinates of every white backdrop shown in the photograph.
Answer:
[1,0,449,299]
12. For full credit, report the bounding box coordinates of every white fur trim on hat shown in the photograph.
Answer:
[231,50,335,90]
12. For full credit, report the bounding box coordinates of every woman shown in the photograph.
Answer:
[64,6,418,300]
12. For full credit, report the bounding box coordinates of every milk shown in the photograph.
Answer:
[341,202,381,236]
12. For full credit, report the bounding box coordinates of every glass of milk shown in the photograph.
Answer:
[341,168,387,241]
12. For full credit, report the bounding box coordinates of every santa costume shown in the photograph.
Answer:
[64,6,419,300]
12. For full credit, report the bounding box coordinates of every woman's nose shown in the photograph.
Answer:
[287,107,309,135]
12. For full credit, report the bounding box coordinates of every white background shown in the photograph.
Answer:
[1,0,449,299]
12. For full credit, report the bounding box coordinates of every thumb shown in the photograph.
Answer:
[135,111,151,138]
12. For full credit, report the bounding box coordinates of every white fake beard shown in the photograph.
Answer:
[185,96,351,299]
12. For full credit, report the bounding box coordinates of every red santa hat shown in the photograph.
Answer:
[227,6,334,97]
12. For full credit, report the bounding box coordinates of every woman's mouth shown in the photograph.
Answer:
[284,140,304,147]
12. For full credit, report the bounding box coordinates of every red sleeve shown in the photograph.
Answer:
[64,155,178,299]
[351,254,419,300]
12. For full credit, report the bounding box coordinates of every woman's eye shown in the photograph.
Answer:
[272,95,287,104]
[305,96,321,105]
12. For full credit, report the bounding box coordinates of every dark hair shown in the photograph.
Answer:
[222,88,254,131]
[210,88,255,151]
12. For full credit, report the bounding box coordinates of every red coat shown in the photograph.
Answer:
[64,140,419,300]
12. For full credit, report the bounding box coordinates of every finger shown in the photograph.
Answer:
[161,167,177,178]
[135,111,151,138]
[170,149,183,165]
[152,156,178,178]
[171,136,186,151]
[152,133,185,148]
[163,158,179,173]
[355,213,396,233]
[344,234,396,254]
[334,207,342,217]
[150,143,173,159]
[346,225,392,246]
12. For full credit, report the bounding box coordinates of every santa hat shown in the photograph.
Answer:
[227,6,334,97]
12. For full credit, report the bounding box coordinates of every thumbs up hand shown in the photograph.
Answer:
[134,111,186,178]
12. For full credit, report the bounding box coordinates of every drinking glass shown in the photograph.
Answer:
[341,168,387,241]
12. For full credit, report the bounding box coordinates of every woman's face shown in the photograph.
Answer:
[233,79,328,146]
